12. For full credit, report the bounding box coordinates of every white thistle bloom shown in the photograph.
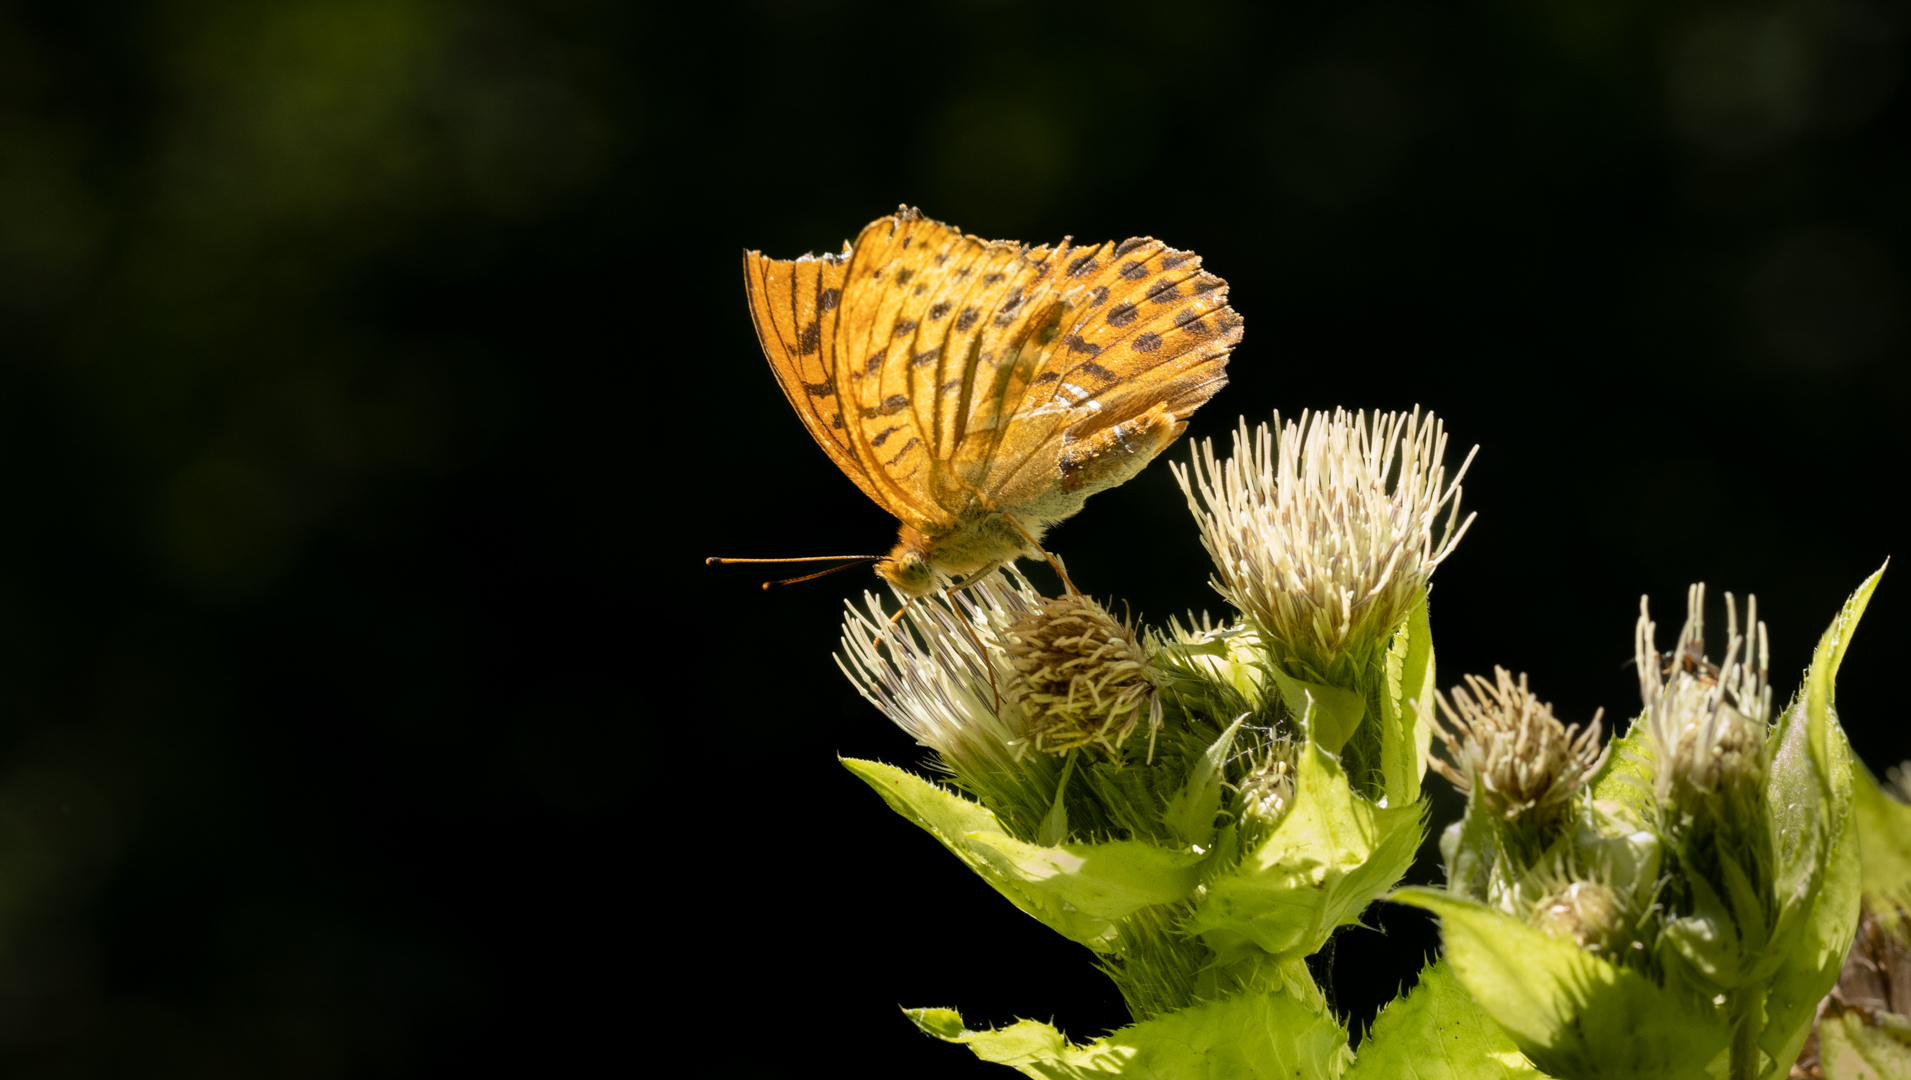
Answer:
[1635,584,1772,804]
[1173,408,1476,677]
[837,572,1042,778]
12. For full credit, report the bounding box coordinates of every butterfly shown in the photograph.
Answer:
[738,206,1241,597]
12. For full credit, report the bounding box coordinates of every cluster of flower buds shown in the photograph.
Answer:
[1400,567,1885,1080]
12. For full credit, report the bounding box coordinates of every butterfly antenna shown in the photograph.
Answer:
[706,554,880,591]
[999,514,1079,596]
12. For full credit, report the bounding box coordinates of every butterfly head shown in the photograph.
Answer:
[875,525,939,597]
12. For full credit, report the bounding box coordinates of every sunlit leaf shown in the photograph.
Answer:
[1348,959,1549,1080]
[907,988,1352,1079]
[1392,888,1729,1080]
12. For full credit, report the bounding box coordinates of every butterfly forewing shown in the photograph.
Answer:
[741,245,890,509]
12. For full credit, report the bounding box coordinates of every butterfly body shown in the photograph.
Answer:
[744,207,1240,596]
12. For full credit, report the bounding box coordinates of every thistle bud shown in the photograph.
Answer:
[1636,585,1771,808]
[998,593,1166,758]
[1531,879,1629,955]
[1174,408,1475,681]
[1428,668,1607,828]
[1237,739,1298,825]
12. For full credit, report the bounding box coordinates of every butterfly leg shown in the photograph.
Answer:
[999,513,1080,597]
[872,593,918,653]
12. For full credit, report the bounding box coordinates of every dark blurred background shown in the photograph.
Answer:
[0,0,1906,1075]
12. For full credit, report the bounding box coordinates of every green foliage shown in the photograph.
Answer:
[1817,1004,1911,1080]
[1186,739,1423,962]
[905,989,1351,1080]
[1393,889,1730,1079]
[1853,763,1911,911]
[1348,960,1549,1080]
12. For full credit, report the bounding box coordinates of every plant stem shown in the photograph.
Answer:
[1727,987,1763,1080]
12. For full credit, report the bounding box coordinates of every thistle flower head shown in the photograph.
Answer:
[999,593,1166,758]
[837,572,1043,778]
[1635,584,1771,805]
[1531,878,1629,955]
[1173,408,1476,679]
[1430,667,1608,823]
[1237,738,1298,825]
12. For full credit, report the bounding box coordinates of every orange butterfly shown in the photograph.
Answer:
[737,207,1241,596]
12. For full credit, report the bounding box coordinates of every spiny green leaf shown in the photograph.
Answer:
[961,832,1207,923]
[908,990,1352,1079]
[1348,959,1550,1080]
[845,757,1210,952]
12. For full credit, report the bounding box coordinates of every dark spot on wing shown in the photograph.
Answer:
[896,268,915,284]
[831,412,844,429]
[862,352,886,376]
[1189,276,1222,295]
[901,236,913,249]
[804,379,834,397]
[955,307,980,332]
[913,283,928,295]
[983,272,1005,285]
[818,288,841,311]
[1032,372,1060,385]
[1160,252,1193,271]
[894,318,919,333]
[871,268,884,281]
[928,301,951,320]
[1067,253,1098,277]
[862,394,910,418]
[1107,303,1138,327]
[869,424,903,447]
[1064,334,1101,355]
[934,253,949,266]
[798,321,821,354]
[1114,237,1149,256]
[1077,360,1114,381]
[1119,261,1150,281]
[1087,285,1110,306]
[884,436,919,468]
[1037,322,1060,345]
[912,347,939,367]
[1175,314,1211,338]
[1147,279,1181,303]
[939,378,961,393]
[1132,332,1163,353]
[954,267,972,278]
